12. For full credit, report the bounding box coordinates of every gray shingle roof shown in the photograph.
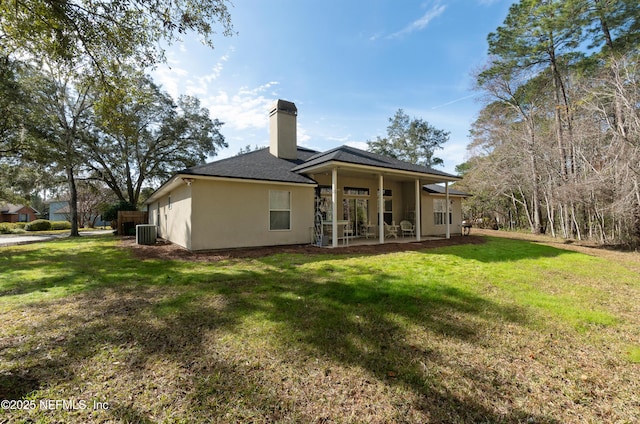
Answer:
[178,145,460,184]
[180,147,319,184]
[291,145,458,179]
[423,184,470,197]
[0,203,39,214]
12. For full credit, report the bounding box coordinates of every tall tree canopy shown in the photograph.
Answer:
[86,74,226,206]
[0,0,233,234]
[0,58,62,204]
[462,0,640,246]
[367,109,449,168]
[0,0,234,73]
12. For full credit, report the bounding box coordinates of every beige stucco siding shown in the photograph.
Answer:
[420,194,463,236]
[190,179,315,251]
[148,184,193,250]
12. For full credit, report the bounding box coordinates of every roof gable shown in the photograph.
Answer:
[292,145,458,179]
[0,203,38,214]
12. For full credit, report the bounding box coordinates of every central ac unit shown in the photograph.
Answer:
[136,224,157,245]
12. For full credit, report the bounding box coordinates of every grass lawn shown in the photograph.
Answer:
[1,235,639,423]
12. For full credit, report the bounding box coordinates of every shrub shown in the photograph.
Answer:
[50,221,72,230]
[0,223,27,234]
[24,219,52,231]
[0,223,13,234]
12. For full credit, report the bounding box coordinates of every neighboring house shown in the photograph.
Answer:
[47,200,69,223]
[48,200,108,227]
[0,203,39,223]
[146,100,466,251]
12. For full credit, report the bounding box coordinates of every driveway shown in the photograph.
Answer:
[0,230,113,247]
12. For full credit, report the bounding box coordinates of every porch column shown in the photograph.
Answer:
[378,174,384,244]
[332,167,338,247]
[415,179,421,241]
[445,181,450,239]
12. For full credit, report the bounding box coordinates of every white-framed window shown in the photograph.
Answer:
[269,190,291,230]
[168,195,172,210]
[384,199,393,225]
[433,199,453,225]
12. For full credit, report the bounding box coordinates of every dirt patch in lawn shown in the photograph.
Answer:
[121,235,486,262]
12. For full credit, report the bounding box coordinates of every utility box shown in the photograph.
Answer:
[136,224,157,245]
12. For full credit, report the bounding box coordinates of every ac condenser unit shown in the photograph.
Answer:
[136,224,157,245]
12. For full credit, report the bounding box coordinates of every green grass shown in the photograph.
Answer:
[1,235,639,423]
[627,346,640,363]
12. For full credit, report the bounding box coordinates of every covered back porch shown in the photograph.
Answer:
[304,161,459,248]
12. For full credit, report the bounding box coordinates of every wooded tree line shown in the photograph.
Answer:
[0,0,232,235]
[459,0,640,246]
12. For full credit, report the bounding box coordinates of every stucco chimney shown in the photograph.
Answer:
[269,99,297,160]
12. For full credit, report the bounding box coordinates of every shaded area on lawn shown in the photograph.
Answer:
[0,238,567,423]
[2,235,636,422]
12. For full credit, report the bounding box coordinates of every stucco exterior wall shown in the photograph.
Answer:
[148,183,193,250]
[420,194,463,236]
[190,179,315,251]
[146,175,465,250]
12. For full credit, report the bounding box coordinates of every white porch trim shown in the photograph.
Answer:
[415,178,421,241]
[378,174,384,244]
[332,167,338,248]
[445,182,450,239]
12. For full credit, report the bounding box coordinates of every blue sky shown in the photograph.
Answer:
[152,0,513,174]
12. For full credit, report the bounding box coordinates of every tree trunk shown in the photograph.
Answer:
[67,165,80,237]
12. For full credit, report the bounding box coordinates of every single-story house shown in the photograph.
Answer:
[47,199,108,227]
[48,200,69,222]
[145,100,468,251]
[0,203,39,223]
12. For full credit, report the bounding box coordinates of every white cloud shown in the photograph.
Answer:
[345,141,369,151]
[202,82,281,131]
[152,66,189,98]
[326,134,352,143]
[184,54,231,97]
[388,3,446,39]
[297,125,311,146]
[430,93,478,110]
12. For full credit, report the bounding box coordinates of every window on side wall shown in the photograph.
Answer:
[433,199,453,225]
[269,190,291,230]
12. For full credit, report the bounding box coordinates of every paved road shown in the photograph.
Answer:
[0,230,113,247]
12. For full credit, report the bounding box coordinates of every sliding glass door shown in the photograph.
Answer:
[345,198,369,237]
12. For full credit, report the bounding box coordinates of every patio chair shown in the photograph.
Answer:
[400,220,415,237]
[363,222,377,239]
[384,222,398,239]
